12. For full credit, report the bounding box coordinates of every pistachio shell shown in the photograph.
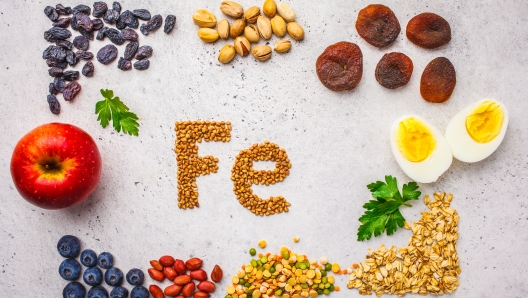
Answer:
[230,18,246,38]
[257,16,272,40]
[218,19,230,39]
[244,24,260,43]
[234,36,251,56]
[192,9,217,28]
[263,0,277,18]
[274,39,291,52]
[244,6,261,23]
[197,28,219,43]
[220,1,244,18]
[270,15,286,37]
[276,3,295,22]
[252,45,272,61]
[286,22,304,41]
[218,44,236,63]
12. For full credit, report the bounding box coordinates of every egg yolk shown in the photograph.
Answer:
[465,100,504,143]
[396,117,436,162]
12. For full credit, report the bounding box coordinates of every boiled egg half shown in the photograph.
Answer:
[390,115,452,183]
[445,99,508,162]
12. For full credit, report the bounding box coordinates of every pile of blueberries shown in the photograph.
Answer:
[43,2,176,115]
[58,235,147,298]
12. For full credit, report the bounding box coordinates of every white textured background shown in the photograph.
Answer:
[1,0,527,297]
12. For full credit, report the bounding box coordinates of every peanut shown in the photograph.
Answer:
[197,281,216,293]
[148,268,165,282]
[159,255,175,267]
[211,265,223,282]
[149,284,164,298]
[190,269,208,281]
[193,291,210,298]
[150,260,163,271]
[182,282,196,297]
[164,266,178,281]
[174,259,187,275]
[174,275,192,286]
[185,258,203,271]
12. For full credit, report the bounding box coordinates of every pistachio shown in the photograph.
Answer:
[197,28,219,43]
[230,18,245,38]
[218,44,236,63]
[256,16,272,40]
[276,3,295,22]
[192,9,217,28]
[263,0,277,18]
[286,22,304,41]
[244,24,260,43]
[244,6,261,23]
[220,1,244,18]
[251,45,272,61]
[274,39,291,53]
[234,36,251,56]
[270,15,286,37]
[218,19,230,39]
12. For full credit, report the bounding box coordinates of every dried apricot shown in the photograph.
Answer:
[316,41,363,91]
[356,4,400,48]
[420,57,456,103]
[406,13,451,49]
[375,52,413,89]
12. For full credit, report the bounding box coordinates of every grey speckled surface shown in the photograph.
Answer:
[1,0,528,297]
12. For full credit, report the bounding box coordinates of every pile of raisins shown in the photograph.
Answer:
[43,2,176,114]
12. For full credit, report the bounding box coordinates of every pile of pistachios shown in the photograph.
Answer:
[192,0,304,63]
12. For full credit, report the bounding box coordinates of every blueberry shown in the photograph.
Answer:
[59,259,82,281]
[125,268,144,286]
[97,252,114,269]
[57,235,81,258]
[110,286,128,298]
[130,286,148,298]
[104,267,124,286]
[63,281,86,298]
[80,249,98,267]
[87,286,109,298]
[83,267,103,286]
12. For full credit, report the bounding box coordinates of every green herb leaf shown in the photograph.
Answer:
[95,89,139,136]
[402,182,421,202]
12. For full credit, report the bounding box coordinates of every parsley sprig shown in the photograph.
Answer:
[95,89,139,136]
[357,175,421,241]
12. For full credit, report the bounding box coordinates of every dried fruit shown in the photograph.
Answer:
[276,3,295,22]
[356,4,400,48]
[149,284,164,298]
[73,4,91,15]
[132,9,151,21]
[420,57,456,103]
[76,13,93,31]
[49,82,60,95]
[164,15,177,34]
[163,267,178,281]
[47,58,68,69]
[140,24,149,35]
[286,22,304,41]
[82,61,94,77]
[121,28,138,41]
[192,9,217,28]
[63,70,80,81]
[124,41,139,60]
[55,4,72,15]
[316,41,363,91]
[117,57,132,70]
[96,44,118,64]
[135,46,153,60]
[174,260,186,275]
[44,27,72,42]
[220,1,244,18]
[104,9,119,24]
[73,36,89,51]
[270,15,286,37]
[181,282,195,296]
[70,15,80,31]
[234,36,250,56]
[53,77,66,92]
[96,27,109,40]
[198,28,219,43]
[106,28,125,45]
[257,16,272,40]
[117,10,138,30]
[63,81,81,101]
[44,6,59,21]
[164,284,183,296]
[217,19,230,39]
[244,6,260,23]
[146,14,163,32]
[112,1,121,13]
[274,39,291,53]
[244,24,259,43]
[218,44,236,64]
[197,281,215,293]
[210,265,223,283]
[93,2,108,18]
[49,46,67,61]
[47,94,60,114]
[133,60,150,70]
[56,40,73,51]
[407,12,451,49]
[229,19,245,38]
[76,50,94,60]
[375,52,413,89]
[78,27,94,40]
[148,268,165,282]
[174,275,192,286]
[53,18,71,28]
[251,45,272,61]
[48,67,63,77]
[263,0,277,18]
[185,258,203,271]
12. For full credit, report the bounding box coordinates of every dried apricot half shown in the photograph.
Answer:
[406,13,451,49]
[420,57,456,103]
[375,52,413,89]
[356,4,401,48]
[316,41,363,91]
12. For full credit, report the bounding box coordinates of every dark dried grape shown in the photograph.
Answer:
[66,51,78,66]
[63,81,81,101]
[43,45,54,59]
[55,4,72,15]
[47,94,61,115]
[406,13,451,49]
[356,4,400,48]
[104,9,119,24]
[134,45,152,60]
[48,67,63,77]
[71,14,80,30]
[46,58,68,69]
[146,14,162,32]
[56,40,73,50]
[123,41,138,60]
[52,17,71,28]
[49,46,67,61]
[82,61,94,77]
[315,41,363,91]
[49,82,60,95]
[117,10,138,29]
[53,77,66,92]
[132,9,151,21]
[140,24,149,36]
[164,15,176,34]
[133,59,149,70]
[117,57,132,70]
[76,13,93,31]
[72,5,91,16]
[92,19,104,30]
[375,52,413,89]
[121,28,138,41]
[63,70,80,81]
[73,36,89,50]
[112,2,121,13]
[97,44,118,64]
[93,2,108,18]
[105,28,124,45]
[420,57,456,103]
[44,27,72,42]
[44,6,59,22]
[76,50,94,60]
[79,27,94,40]
[96,27,109,40]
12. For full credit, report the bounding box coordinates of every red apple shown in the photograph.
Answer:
[10,123,102,209]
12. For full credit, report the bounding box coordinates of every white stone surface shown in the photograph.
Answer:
[0,0,527,296]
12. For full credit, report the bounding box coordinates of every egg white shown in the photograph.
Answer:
[445,99,509,163]
[390,115,453,183]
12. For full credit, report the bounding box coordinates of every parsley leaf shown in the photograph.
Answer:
[357,175,421,241]
[95,89,139,136]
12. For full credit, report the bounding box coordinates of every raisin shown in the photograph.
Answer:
[106,28,124,45]
[82,61,95,77]
[76,13,93,31]
[73,36,89,50]
[406,13,451,49]
[63,70,80,81]
[420,57,456,103]
[76,50,94,60]
[49,82,60,95]
[42,45,54,59]
[44,6,59,22]
[46,58,68,69]
[48,67,63,77]
[124,41,139,60]
[66,51,78,66]
[72,5,91,16]
[147,14,163,32]
[44,27,72,42]
[63,81,81,101]
[117,57,132,70]
[117,10,138,29]
[132,9,151,20]
[93,2,108,18]
[375,52,413,89]
[96,27,109,40]
[113,2,122,13]
[55,4,72,15]
[47,94,61,115]
[56,40,73,50]
[104,9,120,24]
[53,77,66,92]
[315,41,363,91]
[133,59,150,70]
[49,46,67,61]
[356,4,400,48]
[121,28,138,41]
[79,27,94,40]
[134,45,153,60]
[70,14,80,30]
[97,44,118,64]
[92,19,104,30]
[164,15,176,34]
[52,17,71,28]
[140,24,149,36]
